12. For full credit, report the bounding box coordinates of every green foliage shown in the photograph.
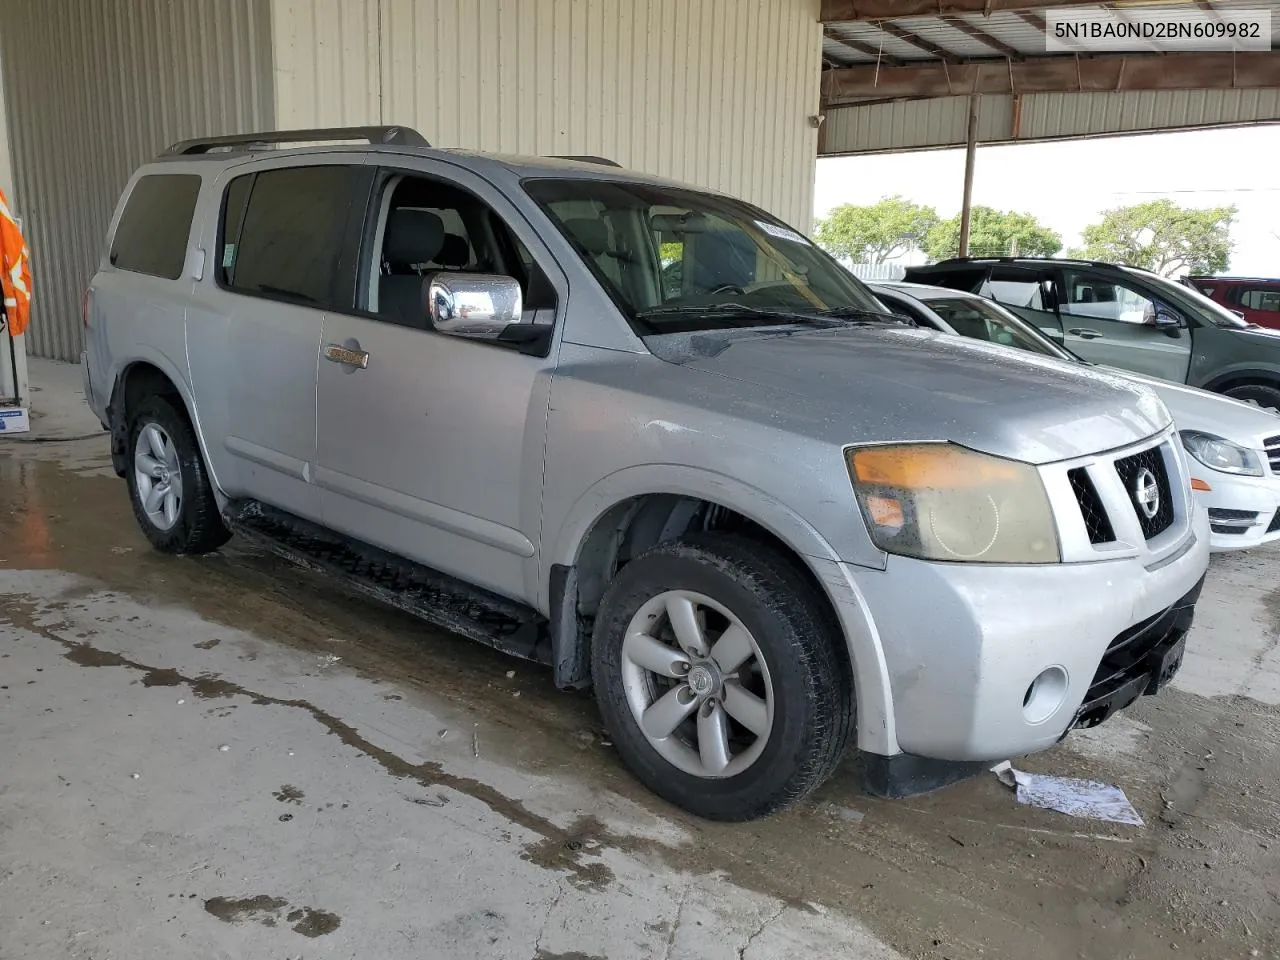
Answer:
[922,206,1062,261]
[813,196,940,263]
[1071,200,1235,276]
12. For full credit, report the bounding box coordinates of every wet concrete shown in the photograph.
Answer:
[2,420,1280,959]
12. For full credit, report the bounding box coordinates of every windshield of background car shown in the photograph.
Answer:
[523,179,889,334]
[926,296,1078,360]
[1124,267,1250,329]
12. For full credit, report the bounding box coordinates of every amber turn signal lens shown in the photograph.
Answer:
[848,443,1022,490]
[1190,477,1212,492]
[865,495,904,531]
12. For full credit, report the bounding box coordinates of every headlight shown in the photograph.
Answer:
[1179,430,1263,476]
[846,443,1060,563]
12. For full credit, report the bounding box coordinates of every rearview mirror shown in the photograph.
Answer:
[424,272,523,338]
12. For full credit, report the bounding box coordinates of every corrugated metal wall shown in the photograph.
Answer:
[821,89,1280,156]
[0,0,274,361]
[271,0,824,230]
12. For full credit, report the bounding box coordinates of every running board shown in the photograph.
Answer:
[226,502,551,665]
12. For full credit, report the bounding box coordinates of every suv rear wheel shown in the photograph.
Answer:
[126,396,230,554]
[591,533,853,821]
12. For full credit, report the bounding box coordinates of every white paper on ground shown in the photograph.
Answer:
[1015,769,1144,826]
[991,762,1144,826]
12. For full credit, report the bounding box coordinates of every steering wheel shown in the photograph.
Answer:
[708,283,746,295]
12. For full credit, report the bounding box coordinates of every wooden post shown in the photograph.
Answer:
[958,94,980,257]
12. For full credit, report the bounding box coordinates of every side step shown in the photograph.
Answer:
[226,502,551,665]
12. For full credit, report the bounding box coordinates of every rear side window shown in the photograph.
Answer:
[220,165,363,307]
[110,174,201,279]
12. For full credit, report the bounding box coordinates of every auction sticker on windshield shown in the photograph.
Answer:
[754,220,809,245]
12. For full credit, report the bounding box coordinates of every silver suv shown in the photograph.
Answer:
[83,126,1210,821]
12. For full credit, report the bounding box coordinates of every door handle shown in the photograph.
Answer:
[324,343,369,368]
[1068,328,1103,340]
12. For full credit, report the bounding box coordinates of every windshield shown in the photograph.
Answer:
[523,179,893,334]
[918,293,1082,362]
[1121,267,1249,329]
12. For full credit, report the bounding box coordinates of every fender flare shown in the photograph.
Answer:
[1201,366,1280,394]
[547,464,899,755]
[108,349,225,498]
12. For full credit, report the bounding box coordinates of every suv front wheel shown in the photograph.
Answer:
[126,396,230,554]
[591,534,853,821]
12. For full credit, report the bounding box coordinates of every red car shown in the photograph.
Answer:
[1186,276,1280,330]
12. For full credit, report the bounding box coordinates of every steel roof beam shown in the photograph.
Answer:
[823,50,1280,102]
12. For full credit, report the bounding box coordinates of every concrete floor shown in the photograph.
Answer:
[2,360,1279,960]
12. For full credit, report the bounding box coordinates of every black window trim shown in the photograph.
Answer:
[331,164,558,357]
[212,161,373,313]
[109,172,203,281]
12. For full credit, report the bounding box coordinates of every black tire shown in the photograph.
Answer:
[125,395,231,555]
[1223,382,1280,412]
[591,533,854,821]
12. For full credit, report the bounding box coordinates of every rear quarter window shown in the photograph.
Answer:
[110,174,202,280]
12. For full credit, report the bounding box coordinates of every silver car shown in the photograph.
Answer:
[83,126,1210,821]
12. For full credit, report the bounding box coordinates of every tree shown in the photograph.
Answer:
[922,206,1062,261]
[1072,200,1235,276]
[813,196,939,264]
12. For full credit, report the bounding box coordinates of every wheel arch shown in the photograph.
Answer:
[545,466,897,754]
[108,354,222,497]
[1200,366,1280,396]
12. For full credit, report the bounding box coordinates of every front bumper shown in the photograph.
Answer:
[844,509,1209,762]
[1192,469,1280,551]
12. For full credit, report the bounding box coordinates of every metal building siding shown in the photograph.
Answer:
[271,0,823,230]
[821,89,1280,156]
[0,0,274,362]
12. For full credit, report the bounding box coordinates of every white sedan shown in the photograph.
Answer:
[871,280,1280,553]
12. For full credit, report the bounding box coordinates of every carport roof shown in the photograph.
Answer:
[821,0,1280,104]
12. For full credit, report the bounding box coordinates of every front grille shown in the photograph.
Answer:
[1113,445,1175,539]
[1265,434,1280,474]
[1068,467,1114,543]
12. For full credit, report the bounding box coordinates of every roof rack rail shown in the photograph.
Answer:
[928,255,1121,269]
[550,155,622,167]
[162,126,429,156]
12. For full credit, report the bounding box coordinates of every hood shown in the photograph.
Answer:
[1104,366,1280,445]
[654,326,1170,465]
[1235,325,1280,342]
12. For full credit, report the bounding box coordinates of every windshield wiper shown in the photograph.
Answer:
[815,306,914,326]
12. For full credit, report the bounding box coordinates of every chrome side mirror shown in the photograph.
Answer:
[424,272,523,338]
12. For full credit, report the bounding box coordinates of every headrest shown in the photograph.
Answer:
[562,218,610,256]
[385,208,444,265]
[437,233,470,267]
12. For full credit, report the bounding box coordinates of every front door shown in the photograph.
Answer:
[978,265,1064,345]
[1058,269,1192,383]
[313,165,562,605]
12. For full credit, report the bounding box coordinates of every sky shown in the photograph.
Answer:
[812,124,1280,275]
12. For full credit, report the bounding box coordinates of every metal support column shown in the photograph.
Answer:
[958,94,980,258]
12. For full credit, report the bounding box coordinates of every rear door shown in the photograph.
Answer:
[1238,284,1280,329]
[1058,268,1191,382]
[186,160,372,521]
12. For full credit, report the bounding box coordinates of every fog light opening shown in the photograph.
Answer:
[1023,666,1069,725]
